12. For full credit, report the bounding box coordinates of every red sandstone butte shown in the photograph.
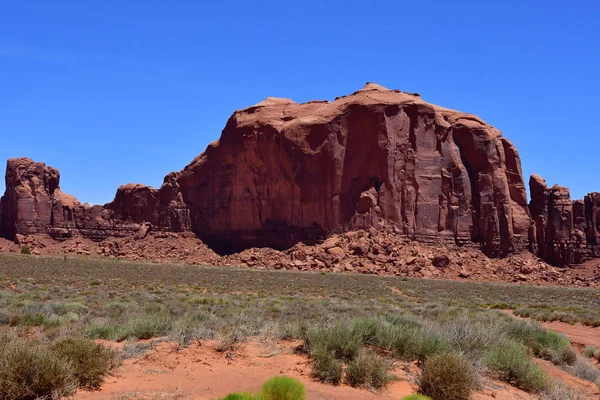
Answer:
[2,83,599,267]
[177,83,531,255]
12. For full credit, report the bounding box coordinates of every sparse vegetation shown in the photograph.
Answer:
[20,245,31,255]
[0,254,596,398]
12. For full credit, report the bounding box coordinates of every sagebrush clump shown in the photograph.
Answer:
[484,340,549,392]
[418,352,477,400]
[0,333,117,399]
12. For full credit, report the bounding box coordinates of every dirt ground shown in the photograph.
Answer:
[75,340,541,400]
[71,314,600,400]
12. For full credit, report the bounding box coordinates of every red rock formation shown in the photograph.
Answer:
[177,83,531,255]
[0,158,189,241]
[5,83,598,268]
[528,174,598,266]
[585,193,600,255]
[105,173,190,232]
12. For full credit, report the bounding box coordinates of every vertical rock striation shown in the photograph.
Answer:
[177,83,531,255]
[528,174,599,265]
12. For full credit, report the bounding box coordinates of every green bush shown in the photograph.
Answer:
[311,350,343,384]
[20,246,31,255]
[51,337,117,390]
[0,336,76,399]
[385,325,424,360]
[584,345,597,358]
[506,321,569,362]
[416,331,452,362]
[85,322,121,340]
[345,350,393,389]
[261,376,305,400]
[116,313,173,340]
[402,395,432,400]
[307,322,361,361]
[484,341,549,392]
[219,393,262,400]
[418,352,477,400]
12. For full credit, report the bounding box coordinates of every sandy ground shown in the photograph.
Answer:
[72,313,600,400]
[74,340,542,400]
[505,310,600,348]
[542,320,600,349]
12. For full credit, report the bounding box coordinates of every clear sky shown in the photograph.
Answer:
[1,1,598,204]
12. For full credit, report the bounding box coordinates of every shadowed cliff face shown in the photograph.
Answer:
[176,84,531,255]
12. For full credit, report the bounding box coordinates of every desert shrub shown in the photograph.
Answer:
[483,341,549,392]
[385,325,423,360]
[402,395,432,400]
[506,321,569,362]
[436,315,504,359]
[20,245,31,255]
[85,322,121,340]
[120,341,153,360]
[555,346,577,366]
[260,376,305,400]
[51,337,117,390]
[116,313,173,340]
[168,310,218,344]
[418,352,477,400]
[219,393,262,400]
[584,345,597,358]
[416,330,452,362]
[310,350,343,384]
[565,355,600,384]
[306,322,361,360]
[345,350,393,389]
[541,381,589,400]
[0,336,76,399]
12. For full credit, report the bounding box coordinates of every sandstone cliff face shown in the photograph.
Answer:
[105,173,191,232]
[4,83,597,267]
[177,83,531,255]
[528,174,599,266]
[0,158,190,241]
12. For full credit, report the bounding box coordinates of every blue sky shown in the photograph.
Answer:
[1,1,598,204]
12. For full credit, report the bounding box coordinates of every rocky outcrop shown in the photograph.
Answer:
[4,83,598,267]
[0,158,190,241]
[177,83,531,255]
[528,174,599,266]
[105,173,191,232]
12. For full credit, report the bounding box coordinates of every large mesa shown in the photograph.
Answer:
[1,84,598,266]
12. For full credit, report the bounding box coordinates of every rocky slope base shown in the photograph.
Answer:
[2,229,598,287]
[0,83,598,270]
